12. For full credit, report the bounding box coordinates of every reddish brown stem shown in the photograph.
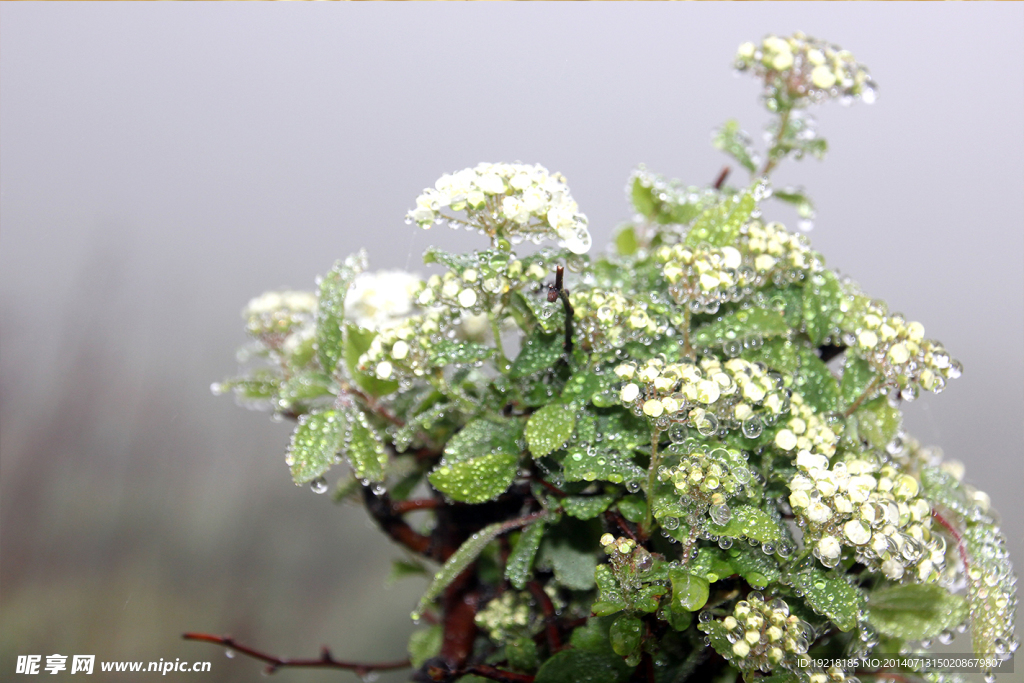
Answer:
[392,498,441,515]
[363,486,433,557]
[527,581,562,653]
[604,509,642,543]
[181,633,409,675]
[931,508,970,571]
[713,166,730,190]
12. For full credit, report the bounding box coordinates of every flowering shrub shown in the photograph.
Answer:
[207,33,1016,683]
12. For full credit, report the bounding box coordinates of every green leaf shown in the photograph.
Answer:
[593,564,627,616]
[701,619,738,662]
[615,226,639,256]
[535,648,633,683]
[742,337,799,375]
[855,396,901,451]
[794,347,840,413]
[506,636,539,673]
[562,372,612,405]
[279,372,335,406]
[774,187,816,219]
[538,536,598,591]
[616,495,647,524]
[570,615,617,654]
[429,338,494,366]
[344,407,388,482]
[414,515,542,619]
[564,449,645,485]
[505,520,546,590]
[801,270,842,347]
[712,119,757,173]
[688,547,736,583]
[388,559,429,585]
[685,189,756,248]
[708,505,781,543]
[408,625,442,669]
[343,324,398,397]
[444,417,523,464]
[428,452,518,504]
[789,566,865,632]
[670,569,710,612]
[517,291,564,335]
[286,410,344,484]
[839,354,878,408]
[316,252,365,374]
[511,332,563,378]
[630,177,657,218]
[609,615,643,656]
[562,493,617,520]
[693,307,790,349]
[866,583,968,641]
[728,547,781,589]
[526,404,577,458]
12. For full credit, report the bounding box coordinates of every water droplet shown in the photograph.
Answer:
[310,477,328,494]
[225,650,236,659]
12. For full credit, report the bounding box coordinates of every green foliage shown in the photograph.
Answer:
[217,32,1015,683]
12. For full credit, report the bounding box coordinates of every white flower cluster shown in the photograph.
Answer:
[616,357,788,433]
[771,393,841,458]
[700,593,813,672]
[416,252,550,314]
[655,244,757,313]
[474,591,533,642]
[358,309,449,381]
[787,453,945,581]
[345,270,422,331]
[569,289,667,352]
[735,33,877,108]
[842,300,962,398]
[243,290,317,338]
[407,163,592,254]
[742,220,819,279]
[660,447,749,526]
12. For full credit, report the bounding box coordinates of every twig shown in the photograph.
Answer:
[527,581,562,653]
[931,508,970,572]
[843,376,883,417]
[181,633,409,676]
[604,509,641,543]
[759,108,791,178]
[362,486,434,557]
[343,382,406,428]
[547,266,574,355]
[713,167,731,191]
[392,498,441,515]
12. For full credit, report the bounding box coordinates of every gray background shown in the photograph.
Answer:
[1,4,1021,682]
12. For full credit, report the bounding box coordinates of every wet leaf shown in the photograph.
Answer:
[789,566,865,632]
[343,407,388,482]
[609,615,643,656]
[505,520,546,590]
[535,648,632,683]
[728,546,781,589]
[428,452,518,504]
[856,396,901,451]
[866,583,967,641]
[615,225,639,256]
[801,270,842,347]
[407,625,442,669]
[708,505,782,543]
[511,332,562,378]
[712,119,757,173]
[685,188,755,248]
[527,404,577,458]
[316,251,365,374]
[670,569,710,612]
[840,354,878,408]
[343,324,398,397]
[693,307,789,349]
[287,410,344,484]
[592,564,627,616]
[444,417,523,464]
[794,347,840,413]
[562,493,618,520]
[563,449,645,485]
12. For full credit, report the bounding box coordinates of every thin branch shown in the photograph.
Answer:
[931,508,970,571]
[713,166,731,191]
[181,633,409,676]
[527,581,562,653]
[392,498,441,515]
[843,376,883,417]
[759,108,791,178]
[362,486,434,557]
[342,382,406,428]
[548,266,575,355]
[604,509,641,544]
[643,430,661,534]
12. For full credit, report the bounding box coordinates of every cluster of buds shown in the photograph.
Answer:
[735,32,877,110]
[569,288,668,352]
[474,591,534,643]
[655,244,756,313]
[842,298,962,399]
[772,392,841,458]
[659,447,750,526]
[344,270,423,332]
[741,219,820,279]
[416,249,557,315]
[787,453,946,580]
[243,290,317,340]
[700,593,813,673]
[600,534,655,591]
[407,162,592,254]
[357,309,451,381]
[617,358,789,434]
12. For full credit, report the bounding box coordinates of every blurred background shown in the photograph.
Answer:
[1,4,1021,682]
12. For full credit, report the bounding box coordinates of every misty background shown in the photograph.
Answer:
[1,4,1021,682]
